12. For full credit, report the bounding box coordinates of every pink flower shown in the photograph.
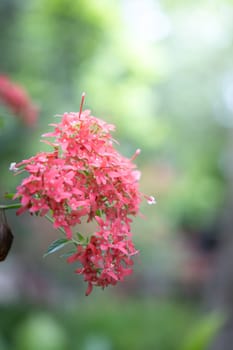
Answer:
[67,223,137,296]
[13,94,150,294]
[0,75,38,126]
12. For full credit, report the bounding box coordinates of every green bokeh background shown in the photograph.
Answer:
[1,0,233,349]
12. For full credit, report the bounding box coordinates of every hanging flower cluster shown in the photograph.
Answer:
[12,94,155,295]
[0,75,38,126]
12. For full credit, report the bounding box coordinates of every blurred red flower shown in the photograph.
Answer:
[0,75,38,126]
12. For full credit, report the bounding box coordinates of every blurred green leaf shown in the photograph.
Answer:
[43,238,71,257]
[4,192,15,199]
[59,250,76,258]
[76,232,85,242]
[95,209,102,217]
[14,313,67,350]
[181,312,225,350]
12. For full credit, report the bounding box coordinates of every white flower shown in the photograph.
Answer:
[147,196,156,205]
[9,162,19,172]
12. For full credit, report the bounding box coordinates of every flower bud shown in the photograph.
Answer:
[0,210,14,261]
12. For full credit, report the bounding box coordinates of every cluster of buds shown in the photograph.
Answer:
[0,75,38,126]
[11,94,155,295]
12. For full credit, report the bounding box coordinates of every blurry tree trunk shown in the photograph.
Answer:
[0,0,20,72]
[206,134,233,350]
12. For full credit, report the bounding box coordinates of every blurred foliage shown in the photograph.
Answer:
[181,312,225,350]
[0,299,199,350]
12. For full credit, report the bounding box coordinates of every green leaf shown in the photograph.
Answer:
[181,312,225,350]
[4,193,16,200]
[95,209,102,217]
[75,232,85,242]
[43,238,71,257]
[74,232,90,245]
[59,250,76,258]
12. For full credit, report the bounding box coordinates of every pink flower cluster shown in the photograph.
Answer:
[13,97,144,295]
[0,75,38,126]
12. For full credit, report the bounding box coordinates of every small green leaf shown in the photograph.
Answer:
[59,250,76,258]
[181,312,225,350]
[4,193,16,200]
[43,238,71,257]
[76,232,85,242]
[74,232,90,245]
[95,209,102,217]
[77,233,84,241]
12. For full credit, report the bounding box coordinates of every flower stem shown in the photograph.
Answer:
[45,214,79,245]
[0,203,21,210]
